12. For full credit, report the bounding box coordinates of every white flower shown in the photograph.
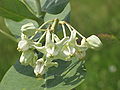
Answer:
[17,33,37,51]
[54,36,69,55]
[62,30,76,56]
[34,58,45,76]
[43,30,55,57]
[63,46,75,57]
[19,50,38,65]
[86,35,102,49]
[33,30,69,58]
[63,30,87,58]
[17,34,32,51]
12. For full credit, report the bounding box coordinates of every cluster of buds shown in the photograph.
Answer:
[17,19,102,76]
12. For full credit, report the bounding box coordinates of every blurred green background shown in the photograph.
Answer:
[0,0,120,90]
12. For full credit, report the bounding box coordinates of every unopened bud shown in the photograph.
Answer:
[34,58,45,76]
[86,35,102,49]
[20,50,37,65]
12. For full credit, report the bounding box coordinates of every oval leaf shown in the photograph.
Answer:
[44,3,71,38]
[20,0,43,18]
[41,0,69,14]
[44,3,71,22]
[0,0,38,21]
[0,58,86,90]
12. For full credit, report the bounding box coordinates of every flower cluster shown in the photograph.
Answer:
[17,19,102,76]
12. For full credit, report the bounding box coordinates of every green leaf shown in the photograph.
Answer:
[41,0,69,14]
[44,3,71,38]
[44,3,71,22]
[5,19,39,36]
[0,57,86,90]
[20,0,44,18]
[0,0,38,21]
[20,0,38,16]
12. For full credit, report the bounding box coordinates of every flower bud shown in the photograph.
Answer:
[86,35,102,49]
[17,39,30,51]
[17,34,34,51]
[34,58,45,76]
[19,50,37,65]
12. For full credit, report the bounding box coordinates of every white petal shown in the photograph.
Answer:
[19,52,25,64]
[62,30,76,56]
[19,50,35,65]
[69,30,76,43]
[34,64,45,76]
[69,47,76,55]
[54,34,60,42]
[46,53,52,58]
[45,30,52,44]
[21,23,35,32]
[54,37,69,56]
[56,37,69,46]
[33,45,46,54]
[63,46,75,56]
[34,58,45,76]
[46,46,55,55]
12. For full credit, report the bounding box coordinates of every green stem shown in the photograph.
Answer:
[65,23,72,32]
[50,18,59,32]
[52,33,54,42]
[30,20,53,40]
[37,32,46,43]
[61,24,66,37]
[65,22,85,38]
[0,29,17,42]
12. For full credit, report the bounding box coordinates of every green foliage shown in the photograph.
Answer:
[42,0,69,14]
[0,58,86,90]
[0,0,38,21]
[0,0,86,90]
[44,3,71,22]
[0,17,19,81]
